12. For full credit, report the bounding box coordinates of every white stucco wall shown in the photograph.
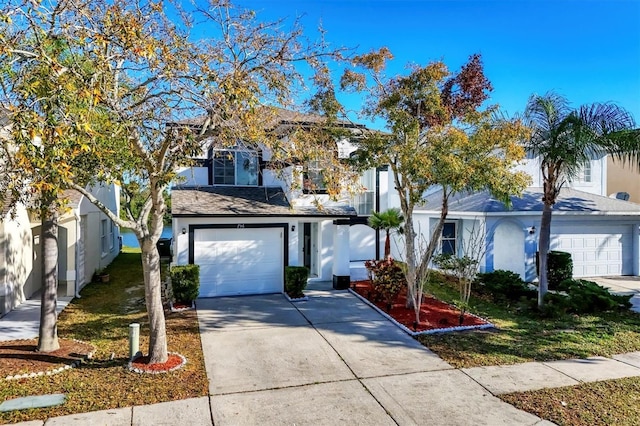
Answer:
[516,154,607,196]
[0,206,33,316]
[176,166,209,186]
[349,224,376,261]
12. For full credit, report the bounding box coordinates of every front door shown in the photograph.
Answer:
[303,222,319,277]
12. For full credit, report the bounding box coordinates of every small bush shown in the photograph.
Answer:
[475,270,535,302]
[365,258,406,309]
[170,264,200,303]
[555,279,632,314]
[285,266,309,298]
[538,292,571,318]
[548,251,573,290]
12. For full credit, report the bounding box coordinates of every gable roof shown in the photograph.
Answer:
[171,186,356,217]
[418,187,640,215]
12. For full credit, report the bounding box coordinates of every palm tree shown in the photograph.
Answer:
[524,92,637,308]
[368,208,404,259]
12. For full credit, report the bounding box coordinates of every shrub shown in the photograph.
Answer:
[285,266,309,298]
[555,279,632,314]
[538,292,572,318]
[170,264,200,303]
[475,270,535,302]
[365,258,406,309]
[548,251,573,290]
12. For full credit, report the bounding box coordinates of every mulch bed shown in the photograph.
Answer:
[0,338,95,379]
[129,353,186,374]
[351,280,490,333]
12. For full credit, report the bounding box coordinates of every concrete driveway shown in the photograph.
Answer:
[197,282,550,425]
[585,276,640,312]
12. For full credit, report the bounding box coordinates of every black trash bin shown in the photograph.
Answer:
[156,237,172,258]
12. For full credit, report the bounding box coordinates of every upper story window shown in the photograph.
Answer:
[303,160,327,193]
[577,162,592,183]
[350,167,375,215]
[212,150,258,185]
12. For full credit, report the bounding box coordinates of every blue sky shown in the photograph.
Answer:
[233,0,640,129]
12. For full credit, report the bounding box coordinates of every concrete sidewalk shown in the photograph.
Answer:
[6,281,640,425]
[0,296,73,342]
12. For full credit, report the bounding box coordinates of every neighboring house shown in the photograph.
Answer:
[0,111,122,316]
[0,200,33,316]
[0,185,121,316]
[607,156,640,203]
[171,109,386,297]
[404,153,640,281]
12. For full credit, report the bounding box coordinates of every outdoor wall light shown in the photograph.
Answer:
[181,227,187,235]
[529,226,536,235]
[291,225,296,232]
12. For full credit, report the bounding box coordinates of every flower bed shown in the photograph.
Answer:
[350,280,493,335]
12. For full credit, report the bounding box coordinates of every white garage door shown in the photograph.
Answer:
[194,227,284,297]
[552,225,632,277]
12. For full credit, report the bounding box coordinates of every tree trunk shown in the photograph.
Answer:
[140,240,168,364]
[537,202,553,308]
[38,203,60,352]
[404,210,418,311]
[384,230,391,258]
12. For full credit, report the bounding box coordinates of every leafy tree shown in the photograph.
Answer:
[342,51,530,323]
[0,4,120,351]
[1,0,348,363]
[523,92,637,307]
[367,208,404,258]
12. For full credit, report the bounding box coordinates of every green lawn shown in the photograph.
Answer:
[501,377,640,426]
[416,274,640,425]
[0,248,208,424]
[417,273,640,368]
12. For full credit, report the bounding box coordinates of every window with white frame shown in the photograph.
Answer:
[212,150,259,185]
[101,219,108,254]
[441,222,457,255]
[578,162,592,183]
[350,167,375,215]
[109,221,114,251]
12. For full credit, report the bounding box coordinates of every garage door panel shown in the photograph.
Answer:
[552,225,632,277]
[194,227,283,297]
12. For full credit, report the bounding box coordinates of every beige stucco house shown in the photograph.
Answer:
[607,156,640,203]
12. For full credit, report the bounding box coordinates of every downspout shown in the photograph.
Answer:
[73,210,81,299]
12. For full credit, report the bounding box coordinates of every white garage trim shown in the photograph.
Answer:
[551,225,633,277]
[189,223,288,297]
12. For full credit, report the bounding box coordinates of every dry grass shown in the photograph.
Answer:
[500,377,640,426]
[0,248,208,424]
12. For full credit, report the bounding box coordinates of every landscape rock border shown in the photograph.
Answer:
[127,352,187,374]
[3,338,95,381]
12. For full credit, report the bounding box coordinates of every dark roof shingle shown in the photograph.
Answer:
[171,186,356,217]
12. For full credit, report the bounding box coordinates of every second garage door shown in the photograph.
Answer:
[552,225,633,277]
[194,227,284,297]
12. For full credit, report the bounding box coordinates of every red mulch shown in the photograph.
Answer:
[351,280,489,333]
[130,353,185,373]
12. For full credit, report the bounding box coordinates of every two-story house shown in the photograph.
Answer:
[171,109,382,297]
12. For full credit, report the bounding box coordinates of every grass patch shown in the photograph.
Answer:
[0,247,208,424]
[416,273,640,368]
[500,377,640,426]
